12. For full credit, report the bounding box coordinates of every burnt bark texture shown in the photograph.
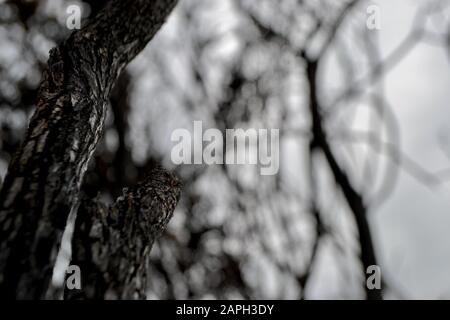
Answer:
[0,0,179,299]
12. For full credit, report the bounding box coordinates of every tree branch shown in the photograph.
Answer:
[65,166,181,300]
[306,58,382,300]
[0,0,178,299]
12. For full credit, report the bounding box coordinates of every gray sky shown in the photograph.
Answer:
[366,0,450,299]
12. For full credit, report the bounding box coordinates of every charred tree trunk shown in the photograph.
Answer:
[0,0,179,299]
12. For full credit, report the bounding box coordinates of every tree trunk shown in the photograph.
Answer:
[0,0,178,299]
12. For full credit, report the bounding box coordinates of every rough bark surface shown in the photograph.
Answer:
[0,0,178,299]
[65,167,181,300]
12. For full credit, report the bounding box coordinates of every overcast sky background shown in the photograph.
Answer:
[364,0,450,299]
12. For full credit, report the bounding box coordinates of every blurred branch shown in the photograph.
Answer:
[302,1,382,299]
[306,58,381,300]
[314,0,359,59]
[326,2,436,114]
[333,129,450,187]
[298,145,325,299]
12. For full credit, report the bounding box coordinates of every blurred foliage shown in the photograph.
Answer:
[1,0,450,299]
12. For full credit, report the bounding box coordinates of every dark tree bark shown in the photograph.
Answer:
[65,166,181,300]
[0,0,179,299]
